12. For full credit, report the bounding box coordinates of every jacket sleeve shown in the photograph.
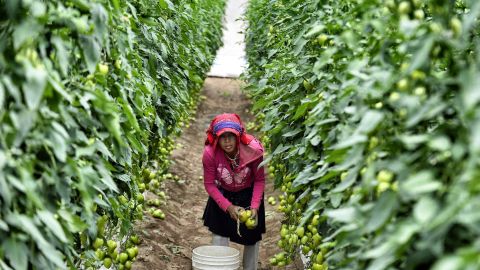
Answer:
[250,156,265,210]
[203,148,232,212]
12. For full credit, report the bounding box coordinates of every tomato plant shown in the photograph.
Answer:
[245,0,480,269]
[0,0,225,269]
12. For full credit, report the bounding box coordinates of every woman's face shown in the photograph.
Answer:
[218,132,237,155]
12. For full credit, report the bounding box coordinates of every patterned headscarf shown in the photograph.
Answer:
[205,113,254,148]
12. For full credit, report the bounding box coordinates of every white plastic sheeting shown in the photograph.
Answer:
[207,0,248,78]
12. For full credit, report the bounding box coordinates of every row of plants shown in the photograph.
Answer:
[244,0,480,269]
[0,0,225,268]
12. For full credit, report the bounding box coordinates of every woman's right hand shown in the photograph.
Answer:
[226,205,244,220]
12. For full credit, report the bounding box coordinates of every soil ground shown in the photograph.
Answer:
[132,78,303,269]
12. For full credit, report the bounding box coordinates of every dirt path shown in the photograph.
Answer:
[132,78,302,269]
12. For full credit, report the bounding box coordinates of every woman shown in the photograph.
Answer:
[202,113,266,270]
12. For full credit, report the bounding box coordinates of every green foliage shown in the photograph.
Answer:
[0,0,225,268]
[245,0,480,269]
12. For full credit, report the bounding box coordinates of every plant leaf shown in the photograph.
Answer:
[365,190,398,233]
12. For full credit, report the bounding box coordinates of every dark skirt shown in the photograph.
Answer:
[202,187,266,245]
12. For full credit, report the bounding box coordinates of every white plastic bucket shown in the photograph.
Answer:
[192,245,240,270]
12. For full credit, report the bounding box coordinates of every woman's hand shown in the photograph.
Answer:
[250,208,258,219]
[226,205,244,220]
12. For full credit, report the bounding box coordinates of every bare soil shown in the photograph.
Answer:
[132,78,302,270]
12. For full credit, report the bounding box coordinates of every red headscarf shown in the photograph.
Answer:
[205,113,254,148]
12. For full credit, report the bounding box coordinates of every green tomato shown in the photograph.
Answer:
[398,1,411,15]
[114,59,122,69]
[317,34,328,45]
[414,86,426,96]
[411,70,426,80]
[72,17,89,34]
[107,240,117,252]
[277,239,285,248]
[313,233,322,245]
[98,63,109,75]
[397,79,409,91]
[430,22,442,34]
[245,217,257,229]
[311,217,319,226]
[287,194,295,204]
[152,209,164,219]
[103,257,112,268]
[118,252,129,263]
[296,227,305,238]
[93,238,104,249]
[377,181,391,195]
[301,235,309,245]
[412,0,422,7]
[275,252,285,261]
[316,252,324,263]
[110,250,118,260]
[130,235,140,245]
[369,137,379,149]
[127,247,136,259]
[377,170,394,183]
[385,0,395,10]
[414,9,425,20]
[118,195,128,205]
[389,92,400,102]
[239,209,251,223]
[95,249,105,260]
[450,17,462,36]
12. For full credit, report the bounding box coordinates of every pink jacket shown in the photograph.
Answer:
[202,138,265,212]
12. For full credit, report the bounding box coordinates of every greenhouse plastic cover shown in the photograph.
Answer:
[207,0,248,78]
